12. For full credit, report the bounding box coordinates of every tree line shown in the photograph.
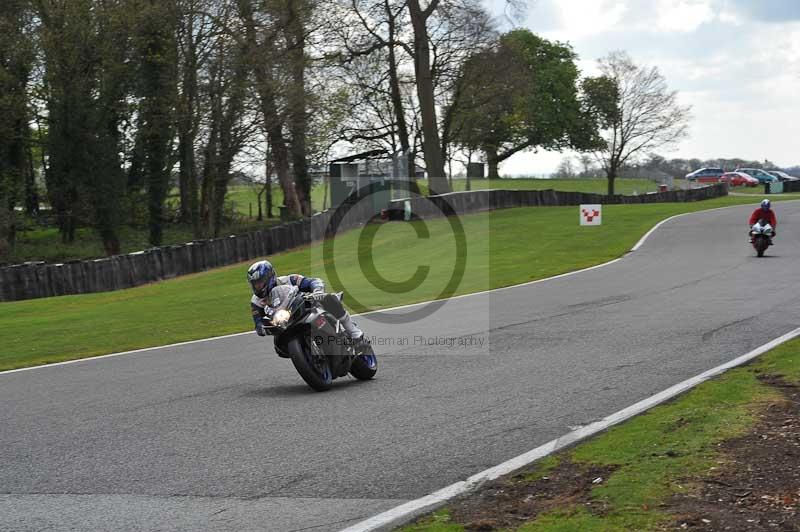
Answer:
[0,0,689,263]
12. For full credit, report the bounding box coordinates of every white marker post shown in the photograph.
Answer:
[580,204,602,226]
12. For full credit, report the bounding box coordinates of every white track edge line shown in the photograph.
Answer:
[0,200,774,376]
[340,326,800,532]
[0,331,254,375]
[630,212,683,251]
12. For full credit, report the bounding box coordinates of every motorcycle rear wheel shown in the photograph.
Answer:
[288,337,333,391]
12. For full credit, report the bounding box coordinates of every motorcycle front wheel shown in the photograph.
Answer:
[754,236,768,257]
[288,337,333,391]
[350,344,378,381]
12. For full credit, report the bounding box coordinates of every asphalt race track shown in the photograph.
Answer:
[2,202,800,531]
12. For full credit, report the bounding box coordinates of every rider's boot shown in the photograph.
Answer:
[340,311,366,343]
[322,293,369,347]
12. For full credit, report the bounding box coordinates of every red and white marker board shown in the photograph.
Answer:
[580,204,602,226]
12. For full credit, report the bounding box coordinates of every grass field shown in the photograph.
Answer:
[226,182,330,215]
[400,336,800,531]
[0,195,785,371]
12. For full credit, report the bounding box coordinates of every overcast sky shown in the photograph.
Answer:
[482,0,800,176]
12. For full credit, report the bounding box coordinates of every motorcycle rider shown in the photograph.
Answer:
[749,199,777,243]
[247,260,365,343]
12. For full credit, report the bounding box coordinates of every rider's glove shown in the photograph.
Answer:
[310,290,326,301]
[256,307,272,336]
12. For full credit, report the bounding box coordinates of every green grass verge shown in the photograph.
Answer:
[402,337,800,531]
[0,195,785,371]
[401,510,463,532]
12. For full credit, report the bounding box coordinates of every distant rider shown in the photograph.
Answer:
[749,199,777,243]
[246,260,365,343]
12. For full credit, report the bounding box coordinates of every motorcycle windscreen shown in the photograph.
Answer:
[268,284,299,310]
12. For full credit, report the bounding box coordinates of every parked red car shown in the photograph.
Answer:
[719,171,759,187]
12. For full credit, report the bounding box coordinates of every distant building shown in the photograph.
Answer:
[328,150,423,211]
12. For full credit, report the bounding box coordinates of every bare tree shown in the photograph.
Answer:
[237,0,304,219]
[197,2,252,236]
[176,0,218,236]
[593,51,691,195]
[407,0,449,193]
[334,0,491,194]
[555,157,576,178]
[282,0,316,216]
[577,154,595,177]
[330,0,419,192]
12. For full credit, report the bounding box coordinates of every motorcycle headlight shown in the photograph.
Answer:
[272,309,291,327]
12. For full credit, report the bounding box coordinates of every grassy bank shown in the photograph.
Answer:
[0,195,785,371]
[400,336,800,531]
